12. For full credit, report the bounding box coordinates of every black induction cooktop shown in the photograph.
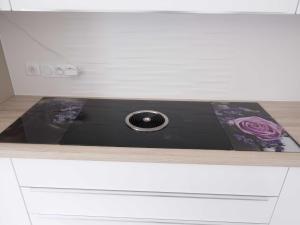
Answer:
[0,98,299,152]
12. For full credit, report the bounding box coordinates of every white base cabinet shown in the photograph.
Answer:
[11,159,287,225]
[2,158,300,224]
[270,168,300,225]
[0,158,30,225]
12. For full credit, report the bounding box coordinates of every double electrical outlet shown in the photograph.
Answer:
[26,63,79,77]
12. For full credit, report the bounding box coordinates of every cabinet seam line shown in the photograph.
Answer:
[21,186,276,200]
[10,158,34,225]
[268,167,290,225]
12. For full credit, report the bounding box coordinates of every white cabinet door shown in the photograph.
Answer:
[0,0,11,10]
[297,4,300,14]
[270,168,300,225]
[0,158,31,225]
[9,0,299,14]
[22,187,277,224]
[12,159,288,197]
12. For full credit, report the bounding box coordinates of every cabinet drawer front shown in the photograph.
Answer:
[13,159,287,196]
[31,215,267,225]
[23,188,276,224]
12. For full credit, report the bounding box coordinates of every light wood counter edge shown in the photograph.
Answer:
[1,144,300,167]
[0,96,299,167]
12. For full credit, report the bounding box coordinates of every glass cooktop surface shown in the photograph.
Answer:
[0,98,299,152]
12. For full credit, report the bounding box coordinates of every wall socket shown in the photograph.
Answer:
[26,63,79,77]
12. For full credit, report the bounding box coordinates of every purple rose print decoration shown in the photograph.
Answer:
[212,102,300,152]
[234,116,283,141]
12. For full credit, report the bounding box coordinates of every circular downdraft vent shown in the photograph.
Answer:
[125,110,169,132]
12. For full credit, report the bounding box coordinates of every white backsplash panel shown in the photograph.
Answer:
[0,12,300,101]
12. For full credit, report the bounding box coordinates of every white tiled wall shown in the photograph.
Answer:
[0,12,300,101]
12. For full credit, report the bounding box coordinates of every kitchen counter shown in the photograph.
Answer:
[0,95,299,167]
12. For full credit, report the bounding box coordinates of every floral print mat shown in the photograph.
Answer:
[212,102,300,152]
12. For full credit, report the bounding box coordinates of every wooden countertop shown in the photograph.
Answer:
[0,96,300,167]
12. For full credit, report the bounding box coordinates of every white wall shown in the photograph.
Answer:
[0,40,13,103]
[0,12,300,101]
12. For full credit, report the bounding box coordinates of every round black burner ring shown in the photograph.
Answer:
[125,110,169,132]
